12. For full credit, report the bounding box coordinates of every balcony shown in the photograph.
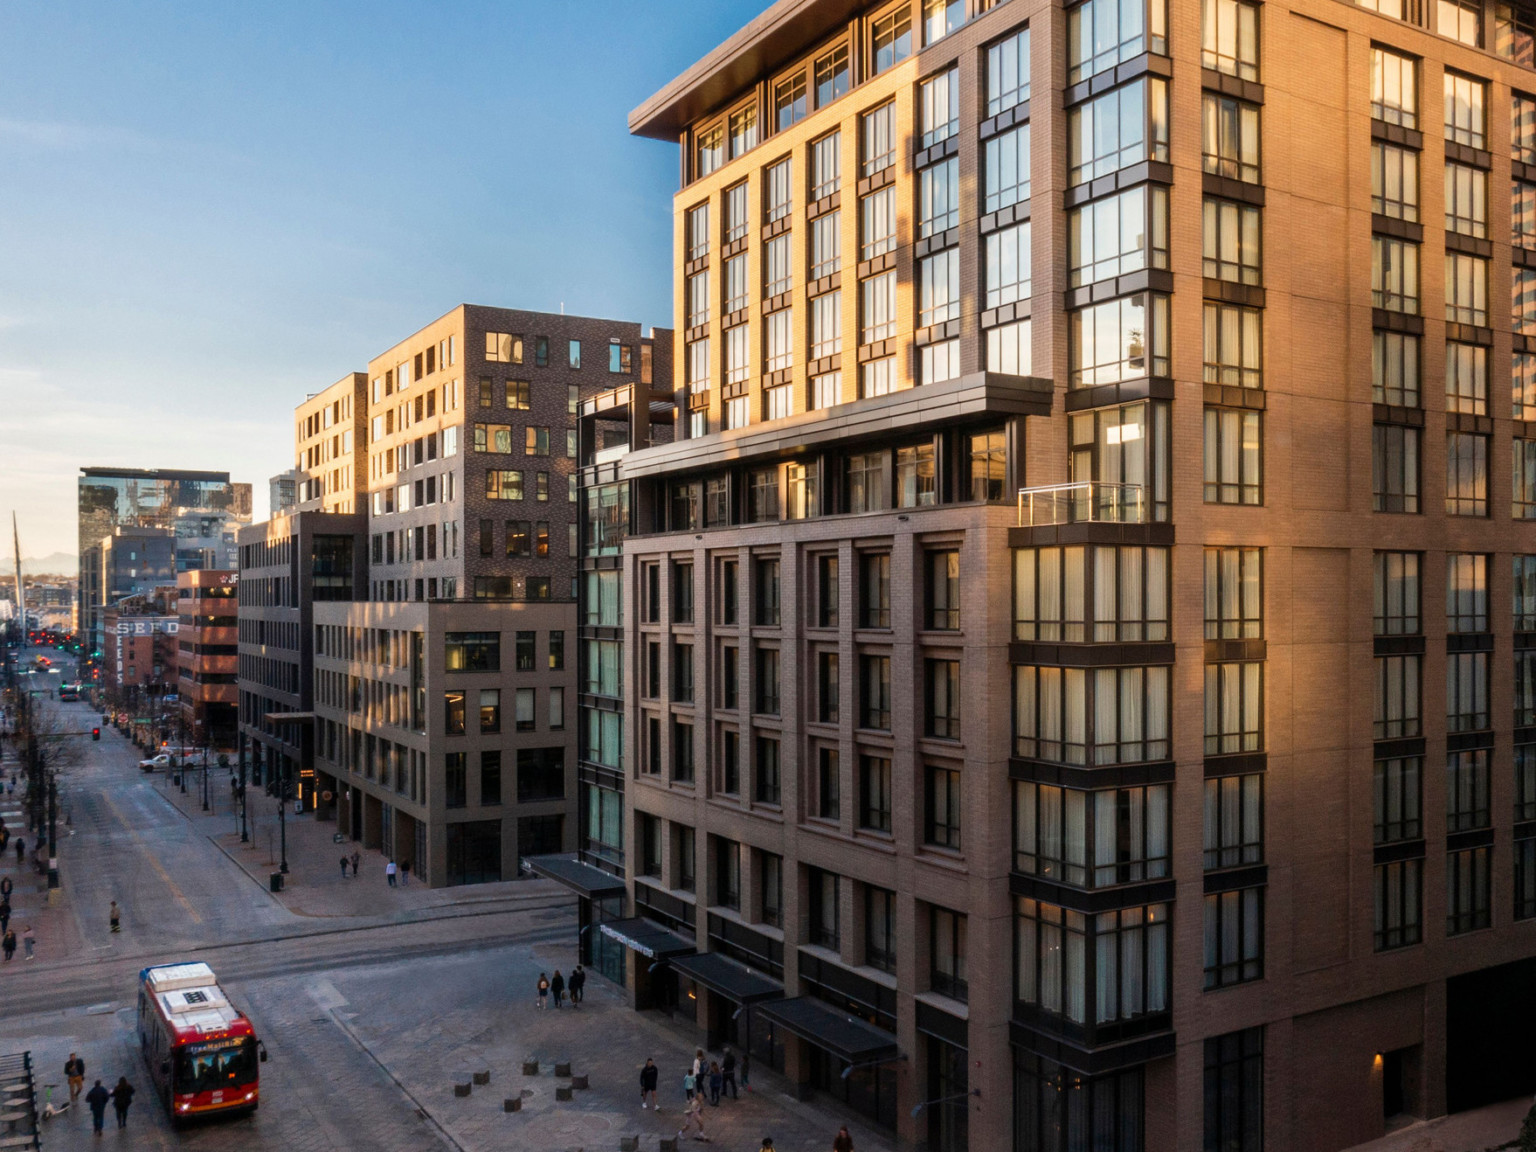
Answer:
[1017,482,1144,527]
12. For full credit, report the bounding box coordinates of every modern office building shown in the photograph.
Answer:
[269,470,302,515]
[306,305,662,886]
[80,527,177,657]
[174,569,239,749]
[294,373,368,514]
[617,0,1536,1148]
[101,586,180,737]
[77,468,252,654]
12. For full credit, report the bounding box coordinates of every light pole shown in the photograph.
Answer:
[201,745,210,812]
[238,749,248,843]
[278,756,288,874]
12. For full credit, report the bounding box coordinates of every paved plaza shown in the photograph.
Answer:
[0,690,894,1151]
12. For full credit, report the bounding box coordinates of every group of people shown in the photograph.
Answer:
[66,1053,136,1134]
[645,1048,857,1149]
[0,857,31,960]
[534,966,585,1007]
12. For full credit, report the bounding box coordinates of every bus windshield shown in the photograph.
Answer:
[174,1039,257,1095]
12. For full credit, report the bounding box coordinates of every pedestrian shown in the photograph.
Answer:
[568,964,586,1005]
[676,1093,708,1142]
[536,973,549,1009]
[85,1079,109,1135]
[400,860,410,886]
[1,928,14,961]
[109,901,120,934]
[0,897,10,935]
[833,1125,855,1152]
[692,1048,705,1081]
[550,969,565,1008]
[0,875,10,900]
[14,836,23,863]
[741,1049,752,1092]
[708,1061,722,1106]
[65,1053,85,1101]
[721,1049,738,1099]
[22,925,34,960]
[759,1140,775,1152]
[110,1076,134,1128]
[351,851,361,877]
[640,1057,660,1110]
[683,1067,697,1102]
[386,860,397,887]
[339,856,349,878]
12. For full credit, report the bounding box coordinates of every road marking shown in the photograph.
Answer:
[97,791,202,924]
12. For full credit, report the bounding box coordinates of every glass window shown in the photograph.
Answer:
[929,550,961,628]
[814,46,850,108]
[988,319,1032,376]
[865,886,896,972]
[1446,431,1488,517]
[1447,650,1490,731]
[1445,72,1486,148]
[811,290,842,359]
[1069,78,1169,184]
[1069,400,1172,521]
[919,157,960,236]
[1502,6,1536,64]
[724,182,749,242]
[1372,48,1417,128]
[1447,553,1488,631]
[686,202,710,262]
[1013,781,1171,887]
[860,753,893,827]
[1374,552,1422,634]
[861,552,892,627]
[897,443,937,507]
[1372,236,1420,314]
[724,254,749,314]
[1203,774,1263,870]
[920,67,959,148]
[1517,93,1536,164]
[1204,548,1262,639]
[1203,198,1262,285]
[1013,664,1172,765]
[1373,331,1420,407]
[1516,439,1536,518]
[1204,1030,1265,1149]
[1014,897,1170,1025]
[1203,0,1259,79]
[1374,654,1422,738]
[774,72,806,132]
[1204,302,1262,389]
[1446,163,1488,238]
[923,0,965,43]
[1372,142,1419,222]
[984,124,1031,213]
[1202,94,1261,183]
[1014,545,1169,642]
[1517,556,1536,633]
[872,8,913,73]
[1442,0,1484,42]
[1446,343,1487,415]
[1204,887,1263,987]
[849,453,890,513]
[764,234,792,297]
[1375,858,1423,950]
[861,186,897,261]
[1444,252,1488,326]
[1204,661,1262,754]
[921,339,961,386]
[928,660,962,738]
[1373,425,1421,512]
[696,125,723,179]
[809,868,839,947]
[1447,748,1491,832]
[1069,292,1171,385]
[729,105,757,159]
[1204,408,1262,505]
[1070,185,1169,287]
[987,27,1031,116]
[861,102,896,176]
[686,270,710,329]
[1375,755,1423,843]
[1517,181,1536,250]
[1069,0,1168,84]
[920,249,961,327]
[1518,267,1536,335]
[765,158,792,222]
[765,309,793,373]
[861,271,897,344]
[810,131,841,200]
[1447,845,1491,934]
[930,907,967,999]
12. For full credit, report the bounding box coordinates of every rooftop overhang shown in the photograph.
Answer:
[523,853,628,900]
[755,996,900,1065]
[619,371,1054,480]
[599,917,696,960]
[628,0,866,140]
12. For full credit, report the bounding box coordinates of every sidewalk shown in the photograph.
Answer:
[147,763,559,918]
[1344,1097,1532,1152]
[0,758,84,969]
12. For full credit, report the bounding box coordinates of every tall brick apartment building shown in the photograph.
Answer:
[610,0,1536,1148]
[176,569,239,748]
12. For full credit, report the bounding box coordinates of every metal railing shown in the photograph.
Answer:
[1017,481,1145,527]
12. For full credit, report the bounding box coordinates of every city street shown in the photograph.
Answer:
[0,655,894,1152]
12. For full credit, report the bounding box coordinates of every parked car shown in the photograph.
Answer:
[139,753,171,772]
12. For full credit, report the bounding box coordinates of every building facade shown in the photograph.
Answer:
[294,373,368,514]
[101,587,180,744]
[620,0,1536,1149]
[81,527,176,658]
[176,569,239,749]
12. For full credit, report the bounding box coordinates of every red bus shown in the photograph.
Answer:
[137,962,265,1121]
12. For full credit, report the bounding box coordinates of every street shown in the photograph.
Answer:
[0,651,893,1152]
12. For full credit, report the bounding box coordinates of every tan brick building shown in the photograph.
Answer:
[176,568,238,748]
[294,373,367,514]
[614,0,1536,1148]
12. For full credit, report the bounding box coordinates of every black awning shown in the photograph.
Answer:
[523,854,627,899]
[756,997,900,1065]
[668,951,783,1004]
[599,917,696,960]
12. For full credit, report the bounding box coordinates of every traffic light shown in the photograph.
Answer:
[92,727,100,741]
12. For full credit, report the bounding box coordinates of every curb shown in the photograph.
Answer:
[328,1009,470,1152]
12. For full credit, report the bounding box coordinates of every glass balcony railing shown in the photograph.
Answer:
[1017,482,1145,527]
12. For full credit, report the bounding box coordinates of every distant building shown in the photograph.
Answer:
[81,527,176,656]
[293,374,367,513]
[269,470,302,515]
[175,569,238,749]
[101,584,180,743]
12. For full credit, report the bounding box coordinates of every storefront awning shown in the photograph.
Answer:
[756,997,900,1065]
[668,951,783,1004]
[599,917,696,960]
[522,854,628,899]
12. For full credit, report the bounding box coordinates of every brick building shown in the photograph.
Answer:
[176,569,239,749]
[294,373,367,514]
[101,586,180,743]
[611,0,1536,1148]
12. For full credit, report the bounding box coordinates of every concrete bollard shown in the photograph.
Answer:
[503,1098,522,1113]
[620,1138,639,1152]
[473,1070,490,1086]
[453,1082,471,1098]
[555,1086,573,1101]
[571,1074,589,1089]
[659,1139,679,1152]
[522,1059,539,1075]
[555,1061,572,1077]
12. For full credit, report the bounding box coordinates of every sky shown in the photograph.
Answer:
[0,0,763,565]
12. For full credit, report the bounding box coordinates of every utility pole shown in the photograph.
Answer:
[238,747,248,842]
[278,756,288,873]
[11,513,23,639]
[46,774,58,889]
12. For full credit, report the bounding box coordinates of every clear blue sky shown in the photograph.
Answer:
[0,0,762,564]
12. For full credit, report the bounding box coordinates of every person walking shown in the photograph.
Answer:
[683,1067,697,1102]
[550,969,565,1008]
[568,964,586,1006]
[84,1080,109,1135]
[1,928,14,962]
[536,973,549,1009]
[385,860,397,887]
[339,855,349,878]
[833,1124,855,1152]
[691,1048,705,1084]
[109,902,120,934]
[676,1093,709,1142]
[110,1076,135,1129]
[64,1053,85,1101]
[0,896,10,935]
[758,1139,776,1152]
[639,1058,660,1111]
[708,1060,722,1106]
[21,926,34,960]
[0,875,10,901]
[400,860,410,886]
[721,1049,738,1099]
[351,851,361,877]
[14,836,23,863]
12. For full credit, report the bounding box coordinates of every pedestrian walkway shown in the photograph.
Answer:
[148,763,558,918]
[1343,1096,1533,1152]
[0,752,83,970]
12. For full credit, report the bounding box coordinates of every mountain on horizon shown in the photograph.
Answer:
[6,552,78,577]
